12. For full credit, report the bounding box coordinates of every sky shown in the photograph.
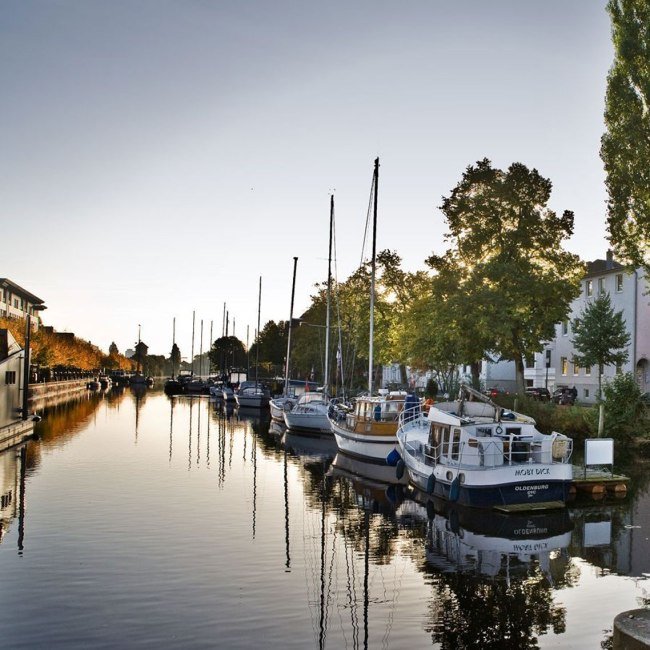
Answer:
[1,1,614,358]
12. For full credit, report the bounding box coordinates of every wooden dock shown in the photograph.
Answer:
[570,465,629,497]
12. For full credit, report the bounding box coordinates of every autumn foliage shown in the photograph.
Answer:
[0,316,133,371]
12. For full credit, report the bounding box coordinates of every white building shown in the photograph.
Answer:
[525,252,649,403]
[0,279,46,329]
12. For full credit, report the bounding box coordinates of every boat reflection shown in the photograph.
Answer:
[330,451,408,486]
[282,430,337,460]
[421,496,573,577]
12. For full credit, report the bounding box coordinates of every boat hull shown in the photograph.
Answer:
[283,411,331,434]
[330,419,397,464]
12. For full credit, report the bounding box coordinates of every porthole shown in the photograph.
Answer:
[459,473,465,485]
[446,470,453,481]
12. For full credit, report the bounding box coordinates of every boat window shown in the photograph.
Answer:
[506,427,522,437]
[476,427,492,436]
[448,428,461,461]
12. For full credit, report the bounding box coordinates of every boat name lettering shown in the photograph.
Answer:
[514,484,549,492]
[513,542,549,552]
[514,468,550,477]
[513,527,549,536]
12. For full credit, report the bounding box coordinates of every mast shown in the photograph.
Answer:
[172,317,176,378]
[285,257,298,395]
[190,310,196,376]
[368,157,379,395]
[325,195,333,395]
[255,277,262,390]
[199,319,204,377]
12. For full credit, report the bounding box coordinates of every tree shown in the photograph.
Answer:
[431,159,584,392]
[170,343,181,376]
[601,0,650,269]
[571,292,631,398]
[208,336,246,376]
[108,342,119,355]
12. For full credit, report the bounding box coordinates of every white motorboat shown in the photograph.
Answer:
[283,392,331,434]
[235,385,270,408]
[329,390,407,463]
[270,395,296,422]
[395,384,573,509]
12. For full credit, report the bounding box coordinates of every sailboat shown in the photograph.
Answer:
[236,277,270,408]
[329,158,407,462]
[270,257,299,423]
[283,197,334,435]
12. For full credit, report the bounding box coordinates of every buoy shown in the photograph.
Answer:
[449,476,461,502]
[427,473,436,494]
[386,448,401,467]
[395,459,405,480]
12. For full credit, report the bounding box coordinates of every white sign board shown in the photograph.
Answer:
[585,438,614,466]
[584,520,612,547]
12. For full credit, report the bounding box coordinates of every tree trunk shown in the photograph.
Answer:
[470,361,481,390]
[516,355,526,394]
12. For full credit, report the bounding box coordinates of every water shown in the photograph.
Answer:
[1,388,649,649]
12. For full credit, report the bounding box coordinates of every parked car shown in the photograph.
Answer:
[525,387,551,402]
[484,387,509,398]
[552,387,576,406]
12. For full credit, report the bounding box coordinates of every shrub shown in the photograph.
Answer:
[592,373,650,440]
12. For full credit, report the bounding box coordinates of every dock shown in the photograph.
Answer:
[570,465,629,497]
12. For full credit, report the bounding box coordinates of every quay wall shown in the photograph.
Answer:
[27,380,89,409]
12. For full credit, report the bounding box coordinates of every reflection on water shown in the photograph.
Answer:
[0,391,649,648]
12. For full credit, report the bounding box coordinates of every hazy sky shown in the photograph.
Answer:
[1,1,613,357]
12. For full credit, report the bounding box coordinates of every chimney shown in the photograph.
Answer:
[606,249,614,270]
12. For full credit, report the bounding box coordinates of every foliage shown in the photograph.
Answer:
[571,293,631,397]
[496,394,595,439]
[601,0,650,269]
[0,317,133,372]
[593,372,650,440]
[430,159,584,391]
[170,343,181,373]
[208,336,246,374]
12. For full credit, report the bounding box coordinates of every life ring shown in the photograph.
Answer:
[495,425,503,435]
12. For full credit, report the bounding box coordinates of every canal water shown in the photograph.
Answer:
[1,389,649,649]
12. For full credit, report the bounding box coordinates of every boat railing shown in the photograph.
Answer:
[397,403,425,428]
[420,435,574,469]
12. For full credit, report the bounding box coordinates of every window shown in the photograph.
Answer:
[525,355,534,369]
[586,280,593,297]
[573,362,580,375]
[616,361,623,375]
[5,371,16,385]
[584,389,590,398]
[598,278,605,295]
[616,273,624,292]
[562,320,569,336]
[13,298,19,308]
[561,357,568,376]
[585,366,591,376]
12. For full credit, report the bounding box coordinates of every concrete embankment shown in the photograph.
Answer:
[614,610,650,648]
[28,379,89,410]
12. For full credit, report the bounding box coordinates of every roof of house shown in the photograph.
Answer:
[584,255,625,278]
[0,278,45,305]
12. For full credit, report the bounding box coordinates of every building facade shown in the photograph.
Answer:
[0,279,46,328]
[525,252,649,403]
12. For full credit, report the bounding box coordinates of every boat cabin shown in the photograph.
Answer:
[423,401,572,469]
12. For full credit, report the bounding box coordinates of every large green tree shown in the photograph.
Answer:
[208,336,246,375]
[601,0,650,269]
[571,292,631,398]
[431,159,584,392]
